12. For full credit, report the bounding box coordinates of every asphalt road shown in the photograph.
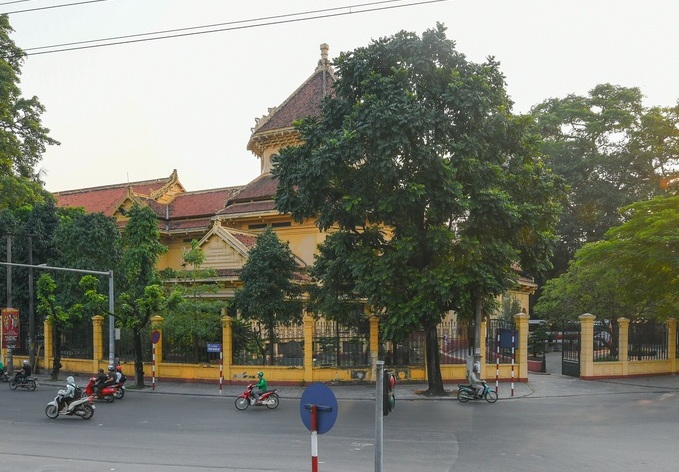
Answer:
[1,377,678,472]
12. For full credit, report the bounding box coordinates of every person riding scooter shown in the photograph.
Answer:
[14,359,31,383]
[57,376,78,411]
[252,371,268,404]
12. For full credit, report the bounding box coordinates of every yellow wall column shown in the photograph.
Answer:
[618,317,629,376]
[514,312,529,381]
[668,318,677,374]
[479,319,487,377]
[151,315,164,375]
[221,310,233,383]
[43,318,53,370]
[579,313,596,378]
[92,315,104,372]
[369,313,379,382]
[303,312,315,384]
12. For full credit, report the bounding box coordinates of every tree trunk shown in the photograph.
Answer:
[268,324,275,366]
[133,328,145,388]
[50,323,62,380]
[423,322,446,396]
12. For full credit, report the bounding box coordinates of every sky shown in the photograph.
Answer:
[5,0,679,193]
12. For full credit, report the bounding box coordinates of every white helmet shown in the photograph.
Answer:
[66,376,75,386]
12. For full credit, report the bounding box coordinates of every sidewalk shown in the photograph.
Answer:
[33,369,679,402]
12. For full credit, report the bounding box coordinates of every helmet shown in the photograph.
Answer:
[22,360,29,365]
[108,365,115,372]
[66,376,75,385]
[257,371,263,378]
[116,365,122,372]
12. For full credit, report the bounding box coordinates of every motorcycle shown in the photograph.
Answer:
[456,380,498,403]
[9,374,37,391]
[234,384,280,410]
[45,389,95,420]
[84,377,116,402]
[112,381,125,400]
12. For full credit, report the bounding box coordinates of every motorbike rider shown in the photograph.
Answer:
[114,365,126,384]
[469,362,484,398]
[14,359,31,383]
[252,371,268,404]
[57,376,78,411]
[94,368,112,395]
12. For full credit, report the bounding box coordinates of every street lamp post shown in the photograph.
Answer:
[0,261,116,367]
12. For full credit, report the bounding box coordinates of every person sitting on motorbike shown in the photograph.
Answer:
[469,363,484,398]
[114,365,127,384]
[94,368,109,394]
[14,359,31,383]
[58,376,78,411]
[252,371,268,404]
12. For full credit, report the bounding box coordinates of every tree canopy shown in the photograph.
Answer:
[535,195,679,322]
[273,24,564,394]
[530,85,679,280]
[234,227,303,365]
[0,14,58,209]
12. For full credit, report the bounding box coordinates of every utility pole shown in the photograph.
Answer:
[5,234,14,372]
[28,235,35,370]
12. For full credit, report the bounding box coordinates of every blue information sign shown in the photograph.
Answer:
[299,383,338,434]
[206,343,221,353]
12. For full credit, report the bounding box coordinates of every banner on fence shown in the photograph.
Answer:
[1,308,20,349]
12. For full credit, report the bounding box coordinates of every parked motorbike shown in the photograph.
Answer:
[234,384,280,410]
[45,389,95,420]
[457,380,498,403]
[84,377,116,402]
[0,368,8,382]
[9,374,37,391]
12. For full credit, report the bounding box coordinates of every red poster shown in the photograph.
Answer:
[1,308,20,349]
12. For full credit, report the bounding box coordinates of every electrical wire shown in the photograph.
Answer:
[23,0,449,56]
[2,0,112,15]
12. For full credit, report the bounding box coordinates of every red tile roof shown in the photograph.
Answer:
[53,176,173,215]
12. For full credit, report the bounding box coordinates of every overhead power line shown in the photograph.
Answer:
[23,0,449,56]
[2,0,112,15]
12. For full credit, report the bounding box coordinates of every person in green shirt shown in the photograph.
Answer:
[252,371,268,404]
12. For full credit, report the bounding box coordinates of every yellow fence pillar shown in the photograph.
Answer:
[151,315,164,377]
[43,318,53,370]
[221,310,232,383]
[618,317,629,376]
[579,313,596,378]
[514,312,529,381]
[369,309,379,382]
[92,315,104,373]
[668,318,677,374]
[303,312,315,384]
[479,319,487,378]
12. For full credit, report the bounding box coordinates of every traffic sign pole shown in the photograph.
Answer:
[311,405,318,472]
[375,360,384,472]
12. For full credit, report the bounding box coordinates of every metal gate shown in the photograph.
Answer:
[561,320,580,377]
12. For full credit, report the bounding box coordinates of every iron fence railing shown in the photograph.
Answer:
[314,320,369,367]
[628,320,667,361]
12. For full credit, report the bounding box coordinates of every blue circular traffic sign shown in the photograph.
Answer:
[299,383,338,434]
[150,330,161,344]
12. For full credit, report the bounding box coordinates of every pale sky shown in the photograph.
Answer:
[6,0,679,193]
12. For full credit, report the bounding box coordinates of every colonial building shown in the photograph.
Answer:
[53,43,534,313]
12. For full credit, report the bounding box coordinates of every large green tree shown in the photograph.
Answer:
[0,14,58,209]
[234,228,303,365]
[530,85,679,280]
[535,195,679,324]
[116,204,176,387]
[161,240,226,363]
[273,25,564,394]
